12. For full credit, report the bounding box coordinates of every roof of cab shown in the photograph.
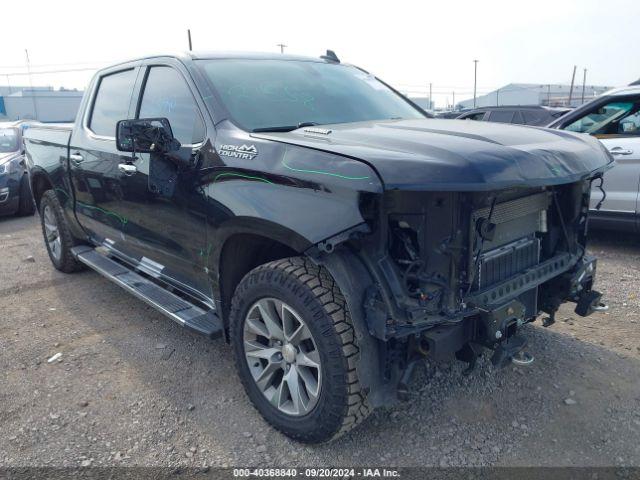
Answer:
[102,51,331,71]
[186,51,328,62]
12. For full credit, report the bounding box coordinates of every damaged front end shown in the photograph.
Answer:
[314,178,606,405]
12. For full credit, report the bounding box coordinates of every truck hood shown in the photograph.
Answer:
[253,118,613,190]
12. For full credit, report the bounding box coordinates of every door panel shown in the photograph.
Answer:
[595,137,640,214]
[69,67,147,257]
[125,63,210,295]
[557,94,640,218]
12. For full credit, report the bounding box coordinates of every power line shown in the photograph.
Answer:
[0,61,112,70]
[0,67,100,77]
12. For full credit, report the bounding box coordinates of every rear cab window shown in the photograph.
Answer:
[88,69,137,137]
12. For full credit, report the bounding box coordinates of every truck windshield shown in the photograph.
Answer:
[0,128,19,153]
[197,59,425,132]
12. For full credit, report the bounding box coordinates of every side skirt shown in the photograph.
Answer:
[71,246,223,338]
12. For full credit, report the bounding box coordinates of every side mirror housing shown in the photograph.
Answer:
[116,118,181,154]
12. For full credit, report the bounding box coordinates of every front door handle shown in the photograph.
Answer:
[118,163,137,176]
[69,153,84,164]
[608,147,634,156]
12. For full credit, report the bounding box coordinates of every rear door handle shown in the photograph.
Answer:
[118,163,137,176]
[608,147,634,156]
[69,153,84,164]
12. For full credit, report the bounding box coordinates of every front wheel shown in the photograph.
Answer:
[229,257,371,443]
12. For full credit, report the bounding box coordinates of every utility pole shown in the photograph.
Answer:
[277,43,287,54]
[568,65,577,107]
[187,29,193,51]
[429,83,432,110]
[452,91,455,109]
[24,49,38,120]
[473,60,479,108]
[496,88,499,106]
[547,84,551,106]
[581,68,587,104]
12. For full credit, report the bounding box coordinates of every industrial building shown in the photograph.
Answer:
[0,86,83,123]
[408,97,435,111]
[457,83,613,109]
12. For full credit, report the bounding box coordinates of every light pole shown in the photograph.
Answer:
[277,43,287,54]
[581,68,587,104]
[473,60,479,108]
[568,65,577,107]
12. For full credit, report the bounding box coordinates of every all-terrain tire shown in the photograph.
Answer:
[16,174,35,216]
[39,190,85,273]
[230,256,371,443]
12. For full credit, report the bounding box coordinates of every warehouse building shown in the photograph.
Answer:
[0,86,83,123]
[457,83,613,109]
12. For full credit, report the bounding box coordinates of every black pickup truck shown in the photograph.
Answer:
[25,51,611,443]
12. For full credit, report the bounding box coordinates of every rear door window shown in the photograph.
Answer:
[488,110,515,123]
[89,69,137,137]
[462,111,487,121]
[512,111,525,124]
[138,66,205,145]
[521,110,548,125]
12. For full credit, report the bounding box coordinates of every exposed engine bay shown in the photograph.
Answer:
[344,179,605,397]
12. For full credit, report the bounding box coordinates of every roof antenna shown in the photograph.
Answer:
[321,50,340,63]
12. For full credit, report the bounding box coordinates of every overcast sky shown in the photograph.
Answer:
[1,0,638,107]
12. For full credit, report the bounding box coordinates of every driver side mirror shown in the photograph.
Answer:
[116,118,181,154]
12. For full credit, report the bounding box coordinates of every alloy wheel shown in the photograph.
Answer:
[43,205,62,261]
[243,298,322,416]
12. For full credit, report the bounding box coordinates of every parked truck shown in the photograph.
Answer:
[25,51,611,443]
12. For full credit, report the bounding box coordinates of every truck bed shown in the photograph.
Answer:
[24,124,72,175]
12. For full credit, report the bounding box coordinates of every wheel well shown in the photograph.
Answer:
[31,173,53,211]
[219,233,298,326]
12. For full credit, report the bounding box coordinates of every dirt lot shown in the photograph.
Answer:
[1,214,639,468]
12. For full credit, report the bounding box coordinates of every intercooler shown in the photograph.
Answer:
[476,237,540,290]
[470,191,550,292]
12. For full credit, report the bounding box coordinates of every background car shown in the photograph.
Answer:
[548,84,640,232]
[435,109,471,119]
[0,121,36,217]
[455,105,571,126]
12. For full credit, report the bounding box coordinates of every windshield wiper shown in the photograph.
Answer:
[252,122,319,133]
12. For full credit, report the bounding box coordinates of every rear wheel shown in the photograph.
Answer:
[229,257,371,443]
[39,190,84,273]
[16,175,35,216]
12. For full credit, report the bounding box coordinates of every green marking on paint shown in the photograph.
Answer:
[214,172,274,185]
[281,158,370,180]
[57,187,129,225]
[76,202,129,226]
[199,243,213,258]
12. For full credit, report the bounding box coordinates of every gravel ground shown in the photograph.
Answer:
[1,215,639,468]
